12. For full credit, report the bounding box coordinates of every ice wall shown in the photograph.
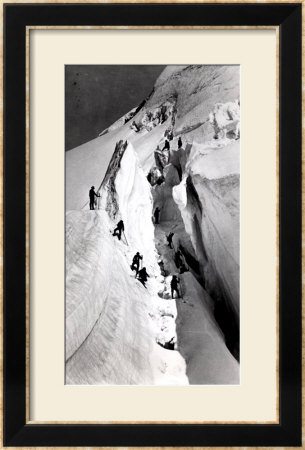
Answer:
[172,139,240,358]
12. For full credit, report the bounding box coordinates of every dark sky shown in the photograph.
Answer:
[65,65,166,151]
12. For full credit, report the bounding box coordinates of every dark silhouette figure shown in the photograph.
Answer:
[162,139,170,151]
[131,120,140,132]
[112,220,124,240]
[137,267,150,288]
[171,275,180,299]
[89,186,99,210]
[131,252,143,275]
[154,207,161,224]
[160,105,167,123]
[167,232,174,249]
[178,137,182,148]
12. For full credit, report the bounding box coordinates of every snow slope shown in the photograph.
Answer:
[66,142,187,384]
[66,65,240,384]
[66,117,169,210]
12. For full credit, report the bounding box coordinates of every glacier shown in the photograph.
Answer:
[66,65,240,385]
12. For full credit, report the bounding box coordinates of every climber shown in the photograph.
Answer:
[89,186,100,210]
[167,232,174,249]
[131,120,140,132]
[137,267,150,288]
[154,207,161,224]
[160,105,167,123]
[171,275,181,299]
[112,220,124,240]
[162,139,170,151]
[158,259,166,276]
[178,136,182,148]
[131,252,143,275]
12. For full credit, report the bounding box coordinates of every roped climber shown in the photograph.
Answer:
[178,136,182,149]
[171,275,181,299]
[137,267,150,288]
[112,220,124,241]
[162,139,170,151]
[131,252,143,275]
[89,186,100,210]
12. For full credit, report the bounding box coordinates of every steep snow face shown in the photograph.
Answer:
[66,64,240,382]
[111,142,158,266]
[175,271,239,384]
[66,142,188,384]
[173,140,240,335]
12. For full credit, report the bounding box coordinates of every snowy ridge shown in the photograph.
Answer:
[66,65,240,384]
[66,142,188,384]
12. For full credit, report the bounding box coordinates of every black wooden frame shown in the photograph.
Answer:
[3,3,302,447]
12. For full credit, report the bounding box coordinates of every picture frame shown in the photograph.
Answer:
[3,2,302,447]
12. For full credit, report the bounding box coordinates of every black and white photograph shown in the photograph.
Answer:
[65,65,240,385]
